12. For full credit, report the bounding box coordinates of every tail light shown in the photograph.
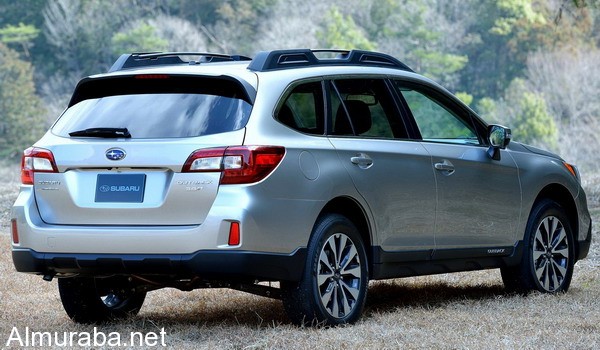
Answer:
[21,147,58,185]
[182,146,285,184]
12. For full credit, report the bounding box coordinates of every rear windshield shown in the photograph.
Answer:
[52,75,253,139]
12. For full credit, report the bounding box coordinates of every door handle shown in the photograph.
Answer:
[434,160,455,173]
[351,153,373,169]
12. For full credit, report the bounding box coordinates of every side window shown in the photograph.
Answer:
[276,81,324,135]
[330,79,407,139]
[395,83,479,145]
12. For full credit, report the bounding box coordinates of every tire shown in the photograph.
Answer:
[282,214,369,326]
[501,199,575,294]
[58,276,147,324]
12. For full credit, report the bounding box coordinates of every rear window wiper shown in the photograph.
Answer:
[69,127,131,138]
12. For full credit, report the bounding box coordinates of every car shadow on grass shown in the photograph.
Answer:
[365,280,508,314]
[131,280,510,328]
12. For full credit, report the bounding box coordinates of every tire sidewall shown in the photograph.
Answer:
[59,277,146,323]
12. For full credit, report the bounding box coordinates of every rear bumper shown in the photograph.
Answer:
[12,248,307,282]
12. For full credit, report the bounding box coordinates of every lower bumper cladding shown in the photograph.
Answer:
[12,248,307,282]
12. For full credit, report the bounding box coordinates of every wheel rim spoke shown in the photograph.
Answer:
[552,247,569,259]
[551,259,567,278]
[341,280,360,300]
[549,217,558,244]
[535,263,546,280]
[331,286,339,317]
[340,285,352,316]
[320,283,334,307]
[543,263,551,290]
[340,244,358,273]
[319,249,334,272]
[318,272,334,286]
[336,234,347,267]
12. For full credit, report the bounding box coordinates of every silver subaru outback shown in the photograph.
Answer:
[11,49,592,325]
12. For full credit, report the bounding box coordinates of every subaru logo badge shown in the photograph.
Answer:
[106,148,126,161]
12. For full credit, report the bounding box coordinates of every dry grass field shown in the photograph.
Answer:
[1,162,599,349]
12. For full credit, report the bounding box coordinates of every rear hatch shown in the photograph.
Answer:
[32,74,253,226]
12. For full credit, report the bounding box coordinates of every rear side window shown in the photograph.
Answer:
[276,81,325,135]
[52,75,252,139]
[330,79,407,139]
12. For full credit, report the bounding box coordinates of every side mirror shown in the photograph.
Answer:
[487,125,511,160]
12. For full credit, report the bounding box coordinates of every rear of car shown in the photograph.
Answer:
[11,67,310,280]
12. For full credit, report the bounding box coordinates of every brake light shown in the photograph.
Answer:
[134,74,170,79]
[21,147,58,185]
[182,146,285,184]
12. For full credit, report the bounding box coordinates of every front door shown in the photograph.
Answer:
[393,81,522,253]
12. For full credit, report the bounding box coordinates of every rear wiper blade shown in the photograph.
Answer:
[69,127,131,138]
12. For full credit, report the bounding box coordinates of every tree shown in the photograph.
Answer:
[526,47,600,124]
[149,15,208,52]
[512,91,557,147]
[316,6,376,50]
[0,0,49,65]
[200,0,277,54]
[491,79,557,148]
[112,15,209,54]
[526,46,600,171]
[0,23,40,58]
[254,1,325,50]
[40,0,161,112]
[459,0,598,100]
[43,0,160,76]
[112,23,169,55]
[0,43,47,159]
[374,0,470,89]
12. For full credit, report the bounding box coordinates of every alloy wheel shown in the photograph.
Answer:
[317,233,362,318]
[532,216,570,292]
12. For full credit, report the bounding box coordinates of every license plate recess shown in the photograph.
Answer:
[95,174,146,203]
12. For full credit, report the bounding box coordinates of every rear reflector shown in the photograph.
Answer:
[228,221,240,246]
[182,146,285,184]
[11,219,19,244]
[21,147,58,185]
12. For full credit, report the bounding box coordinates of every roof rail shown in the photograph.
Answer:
[108,52,252,72]
[247,49,414,72]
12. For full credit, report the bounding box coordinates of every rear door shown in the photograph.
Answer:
[35,75,252,225]
[393,80,522,251]
[326,78,436,256]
